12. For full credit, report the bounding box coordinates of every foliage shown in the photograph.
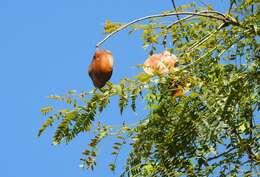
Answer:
[39,0,260,176]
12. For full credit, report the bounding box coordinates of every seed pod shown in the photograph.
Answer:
[88,49,113,88]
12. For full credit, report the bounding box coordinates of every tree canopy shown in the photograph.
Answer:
[38,0,259,176]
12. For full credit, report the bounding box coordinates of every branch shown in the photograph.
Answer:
[96,11,228,48]
[197,0,208,7]
[166,10,215,29]
[151,14,197,30]
[170,0,190,42]
[187,22,226,52]
[176,29,250,72]
[207,147,236,161]
[166,14,195,29]
[171,0,180,20]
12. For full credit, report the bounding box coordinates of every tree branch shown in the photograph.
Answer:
[166,9,223,29]
[170,0,190,42]
[207,147,236,161]
[96,11,228,48]
[166,14,195,29]
[171,0,180,20]
[197,0,208,7]
[187,22,226,52]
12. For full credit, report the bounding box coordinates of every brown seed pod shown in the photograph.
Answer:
[172,86,184,97]
[88,49,113,88]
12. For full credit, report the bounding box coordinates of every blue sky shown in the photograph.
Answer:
[0,1,230,177]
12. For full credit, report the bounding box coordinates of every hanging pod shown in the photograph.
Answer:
[88,49,114,88]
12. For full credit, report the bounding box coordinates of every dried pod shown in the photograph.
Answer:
[88,49,113,88]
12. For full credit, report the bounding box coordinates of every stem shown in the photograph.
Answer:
[188,46,217,65]
[197,0,208,7]
[96,11,227,48]
[171,0,180,20]
[167,9,227,29]
[170,0,190,42]
[207,147,236,161]
[177,28,250,72]
[186,22,225,54]
[166,14,195,29]
[217,29,250,59]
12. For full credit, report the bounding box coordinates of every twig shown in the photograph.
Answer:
[166,10,225,31]
[228,0,236,13]
[187,46,217,65]
[111,136,126,173]
[217,30,249,59]
[171,0,180,20]
[96,11,228,48]
[166,10,227,29]
[170,0,190,42]
[197,0,208,8]
[176,28,250,72]
[207,147,236,161]
[150,15,196,30]
[166,14,195,29]
[187,23,226,52]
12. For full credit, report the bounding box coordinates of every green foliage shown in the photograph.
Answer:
[39,1,260,176]
[104,20,122,34]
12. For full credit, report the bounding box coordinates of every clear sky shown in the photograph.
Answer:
[0,1,229,177]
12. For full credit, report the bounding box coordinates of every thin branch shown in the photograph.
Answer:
[217,30,250,59]
[176,29,250,72]
[171,0,180,20]
[197,0,208,7]
[187,22,226,52]
[96,11,228,48]
[207,147,236,161]
[184,45,217,66]
[150,14,196,30]
[228,0,235,13]
[111,137,126,173]
[170,0,190,42]
[166,11,220,29]
[166,10,229,30]
[251,4,254,15]
[166,14,195,29]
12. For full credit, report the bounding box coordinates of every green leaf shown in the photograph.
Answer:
[40,106,53,115]
[135,72,152,83]
[109,164,116,171]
